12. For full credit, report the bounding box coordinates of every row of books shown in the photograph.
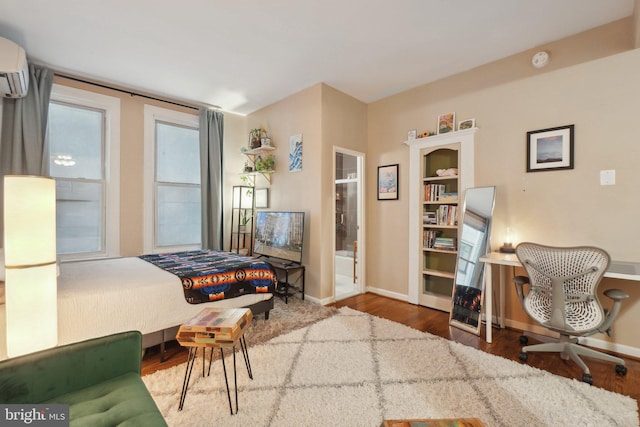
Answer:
[423,205,458,226]
[424,184,458,203]
[433,237,456,251]
[437,205,458,226]
[423,230,457,251]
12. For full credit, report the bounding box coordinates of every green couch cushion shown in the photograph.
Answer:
[0,331,142,404]
[48,372,167,427]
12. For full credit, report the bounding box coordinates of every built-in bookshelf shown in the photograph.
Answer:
[405,128,477,312]
[421,145,459,306]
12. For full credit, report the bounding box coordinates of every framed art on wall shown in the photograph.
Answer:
[526,124,574,172]
[458,118,475,131]
[437,112,455,134]
[289,133,303,172]
[377,164,398,200]
[254,188,269,208]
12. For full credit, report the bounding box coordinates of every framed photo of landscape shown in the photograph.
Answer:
[526,124,574,172]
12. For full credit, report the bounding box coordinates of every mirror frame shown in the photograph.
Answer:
[449,186,496,335]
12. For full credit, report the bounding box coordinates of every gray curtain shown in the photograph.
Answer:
[1,64,54,176]
[199,108,224,250]
[0,64,54,243]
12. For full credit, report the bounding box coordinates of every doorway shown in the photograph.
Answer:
[334,148,364,300]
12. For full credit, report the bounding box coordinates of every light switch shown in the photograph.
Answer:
[600,170,615,186]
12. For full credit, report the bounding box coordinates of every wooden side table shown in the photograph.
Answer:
[176,307,253,414]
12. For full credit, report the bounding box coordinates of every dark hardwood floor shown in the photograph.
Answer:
[142,292,640,403]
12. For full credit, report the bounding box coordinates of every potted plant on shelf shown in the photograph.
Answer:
[239,210,251,232]
[250,128,262,149]
[255,155,275,172]
[262,154,275,171]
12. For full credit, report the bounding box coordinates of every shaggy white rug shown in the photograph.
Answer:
[144,308,639,427]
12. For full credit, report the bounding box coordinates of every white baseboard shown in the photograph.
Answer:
[303,294,334,306]
[365,286,408,302]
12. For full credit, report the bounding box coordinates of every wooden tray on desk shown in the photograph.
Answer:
[176,307,252,347]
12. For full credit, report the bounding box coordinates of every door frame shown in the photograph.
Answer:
[333,146,365,299]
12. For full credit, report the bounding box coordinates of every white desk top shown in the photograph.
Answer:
[480,252,640,282]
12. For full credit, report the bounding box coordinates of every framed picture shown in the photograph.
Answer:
[458,118,475,131]
[377,164,399,200]
[526,124,574,172]
[289,133,302,172]
[437,112,455,134]
[254,188,269,208]
[407,129,417,140]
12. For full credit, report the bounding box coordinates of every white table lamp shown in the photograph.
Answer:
[4,175,57,357]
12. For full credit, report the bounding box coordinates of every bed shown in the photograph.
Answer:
[0,250,276,360]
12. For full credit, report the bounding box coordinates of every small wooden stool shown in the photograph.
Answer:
[176,307,253,414]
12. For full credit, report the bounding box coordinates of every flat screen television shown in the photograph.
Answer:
[253,211,305,264]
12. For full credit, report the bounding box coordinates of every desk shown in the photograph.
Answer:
[479,252,640,343]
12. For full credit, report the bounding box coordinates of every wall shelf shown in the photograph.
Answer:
[242,146,276,185]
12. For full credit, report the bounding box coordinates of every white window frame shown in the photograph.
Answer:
[143,104,200,253]
[50,84,121,260]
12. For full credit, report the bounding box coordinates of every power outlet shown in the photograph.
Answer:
[600,170,615,186]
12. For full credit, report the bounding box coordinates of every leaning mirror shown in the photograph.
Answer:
[449,186,496,335]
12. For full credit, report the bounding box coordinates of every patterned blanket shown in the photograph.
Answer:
[139,250,277,304]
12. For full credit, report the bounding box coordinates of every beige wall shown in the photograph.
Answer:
[241,84,324,298]
[367,21,640,350]
[321,85,368,299]
[240,83,367,301]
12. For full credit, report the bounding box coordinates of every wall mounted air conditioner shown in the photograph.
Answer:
[0,36,29,98]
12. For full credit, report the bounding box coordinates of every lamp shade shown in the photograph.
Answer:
[4,175,57,357]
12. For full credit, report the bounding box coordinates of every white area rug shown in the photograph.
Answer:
[144,308,639,426]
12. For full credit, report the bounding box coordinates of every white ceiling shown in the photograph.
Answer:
[0,0,634,115]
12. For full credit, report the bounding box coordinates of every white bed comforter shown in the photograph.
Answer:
[0,257,272,359]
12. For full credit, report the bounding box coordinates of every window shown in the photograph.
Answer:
[48,84,120,259]
[144,105,200,252]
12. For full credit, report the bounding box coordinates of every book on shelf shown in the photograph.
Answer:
[423,230,441,248]
[436,205,458,226]
[425,184,459,203]
[438,192,458,203]
[423,211,437,224]
[433,237,457,251]
[424,184,446,202]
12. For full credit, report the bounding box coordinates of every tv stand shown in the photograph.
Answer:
[261,257,305,304]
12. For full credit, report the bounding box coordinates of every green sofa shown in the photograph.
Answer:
[0,331,167,426]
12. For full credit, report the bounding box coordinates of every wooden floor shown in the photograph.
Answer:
[142,292,640,403]
[332,293,640,403]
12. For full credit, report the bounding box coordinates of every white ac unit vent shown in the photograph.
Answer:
[0,37,29,98]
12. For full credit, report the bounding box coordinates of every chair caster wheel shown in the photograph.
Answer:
[519,352,528,362]
[615,365,627,376]
[582,373,593,385]
[519,335,528,345]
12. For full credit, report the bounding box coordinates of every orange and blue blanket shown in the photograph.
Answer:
[139,250,277,304]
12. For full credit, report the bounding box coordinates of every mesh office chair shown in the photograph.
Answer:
[513,242,629,384]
